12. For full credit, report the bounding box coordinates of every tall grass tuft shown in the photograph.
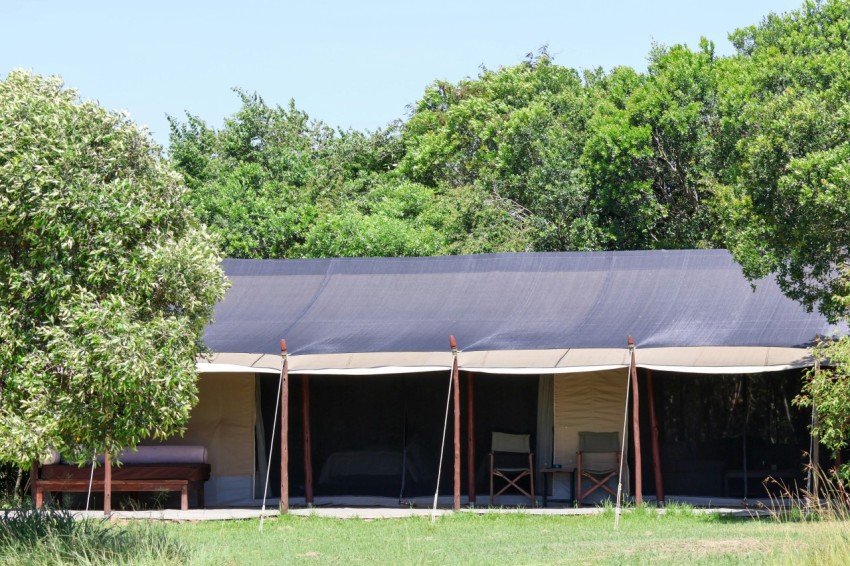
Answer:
[0,506,189,565]
[758,463,850,522]
[756,464,850,563]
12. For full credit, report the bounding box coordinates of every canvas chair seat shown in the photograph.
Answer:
[576,431,620,505]
[490,432,535,507]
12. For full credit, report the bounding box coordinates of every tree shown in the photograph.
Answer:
[0,71,229,466]
[794,337,850,477]
[400,51,601,251]
[169,90,322,259]
[170,89,531,258]
[723,0,850,323]
[719,0,850,478]
[582,41,727,250]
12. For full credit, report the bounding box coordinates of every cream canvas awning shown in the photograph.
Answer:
[199,345,817,375]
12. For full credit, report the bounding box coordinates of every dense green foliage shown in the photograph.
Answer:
[796,337,850,479]
[173,1,850,284]
[169,91,516,258]
[0,71,229,466]
[724,0,850,323]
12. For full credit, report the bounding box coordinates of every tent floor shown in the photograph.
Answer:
[51,495,790,520]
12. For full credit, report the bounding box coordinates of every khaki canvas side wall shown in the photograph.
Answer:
[181,372,255,478]
[143,372,256,505]
[553,369,630,498]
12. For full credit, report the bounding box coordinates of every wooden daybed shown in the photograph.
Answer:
[31,447,211,514]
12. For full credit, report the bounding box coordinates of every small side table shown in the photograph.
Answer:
[541,467,575,507]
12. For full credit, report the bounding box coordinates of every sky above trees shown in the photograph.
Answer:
[1,0,802,147]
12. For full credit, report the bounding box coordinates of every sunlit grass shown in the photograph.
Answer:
[168,506,850,565]
[4,501,848,564]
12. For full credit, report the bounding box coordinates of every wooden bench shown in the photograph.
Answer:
[34,478,201,511]
[32,450,210,515]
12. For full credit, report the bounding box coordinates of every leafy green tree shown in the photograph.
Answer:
[171,89,531,258]
[401,51,601,251]
[795,337,850,479]
[0,71,229,465]
[169,91,321,258]
[582,41,727,249]
[301,180,444,257]
[719,0,850,477]
[724,0,850,323]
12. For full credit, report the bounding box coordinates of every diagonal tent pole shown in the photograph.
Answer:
[260,339,286,531]
[615,353,632,529]
[629,336,643,505]
[451,336,461,511]
[279,339,290,514]
[617,336,644,530]
[431,336,457,522]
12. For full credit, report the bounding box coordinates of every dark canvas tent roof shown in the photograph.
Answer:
[201,250,843,374]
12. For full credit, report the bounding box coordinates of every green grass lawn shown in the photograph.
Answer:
[166,507,850,565]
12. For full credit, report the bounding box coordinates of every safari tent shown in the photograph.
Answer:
[175,250,841,507]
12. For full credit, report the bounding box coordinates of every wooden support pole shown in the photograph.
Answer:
[104,450,112,516]
[628,337,643,505]
[812,351,821,498]
[280,339,290,513]
[467,371,476,504]
[646,369,664,503]
[303,374,314,505]
[450,336,461,510]
[30,461,37,500]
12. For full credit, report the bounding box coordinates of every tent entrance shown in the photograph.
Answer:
[256,372,449,498]
[645,369,816,498]
[255,372,540,500]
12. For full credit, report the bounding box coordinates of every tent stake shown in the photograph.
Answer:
[629,337,643,505]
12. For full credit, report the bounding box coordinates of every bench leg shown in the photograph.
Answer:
[35,486,44,509]
[181,484,188,511]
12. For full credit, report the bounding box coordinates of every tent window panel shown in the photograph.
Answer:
[256,372,539,499]
[469,374,539,495]
[304,373,450,498]
[649,369,812,498]
[255,373,305,498]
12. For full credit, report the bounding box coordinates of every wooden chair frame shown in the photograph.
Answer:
[489,432,536,507]
[576,431,621,505]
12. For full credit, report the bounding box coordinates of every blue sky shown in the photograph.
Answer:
[2,0,804,147]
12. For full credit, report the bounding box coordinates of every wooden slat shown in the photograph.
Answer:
[34,478,202,511]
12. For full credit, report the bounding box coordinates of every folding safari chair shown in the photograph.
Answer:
[489,432,535,507]
[576,431,621,505]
